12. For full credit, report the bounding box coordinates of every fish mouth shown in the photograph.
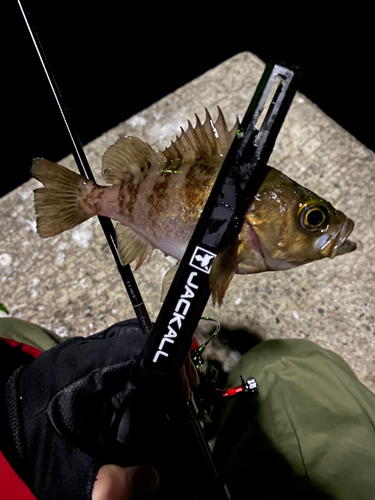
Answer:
[330,218,356,258]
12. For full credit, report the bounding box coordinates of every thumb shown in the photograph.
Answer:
[92,464,160,500]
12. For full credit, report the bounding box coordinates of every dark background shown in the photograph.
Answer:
[3,2,373,198]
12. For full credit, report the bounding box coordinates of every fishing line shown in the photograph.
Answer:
[17,0,153,334]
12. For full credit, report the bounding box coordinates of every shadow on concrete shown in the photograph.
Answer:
[218,323,263,354]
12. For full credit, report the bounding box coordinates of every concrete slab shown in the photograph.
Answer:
[1,52,374,391]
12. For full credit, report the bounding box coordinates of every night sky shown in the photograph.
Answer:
[4,1,373,198]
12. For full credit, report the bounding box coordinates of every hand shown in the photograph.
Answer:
[92,464,159,500]
[91,353,199,500]
[4,319,198,500]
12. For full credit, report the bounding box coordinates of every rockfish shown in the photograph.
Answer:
[31,108,356,305]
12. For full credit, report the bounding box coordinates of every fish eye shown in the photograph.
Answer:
[299,205,329,231]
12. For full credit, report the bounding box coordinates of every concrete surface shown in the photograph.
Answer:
[1,52,374,392]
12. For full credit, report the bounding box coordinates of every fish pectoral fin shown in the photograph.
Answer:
[115,224,152,269]
[161,261,180,301]
[209,242,241,306]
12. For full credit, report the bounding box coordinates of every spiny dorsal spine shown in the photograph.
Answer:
[163,107,239,162]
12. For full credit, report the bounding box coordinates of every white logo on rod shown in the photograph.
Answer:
[189,246,216,274]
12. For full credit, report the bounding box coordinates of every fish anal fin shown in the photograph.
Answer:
[161,261,180,301]
[115,224,153,268]
[209,241,242,306]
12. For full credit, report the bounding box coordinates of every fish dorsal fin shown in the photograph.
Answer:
[115,223,153,269]
[102,109,239,184]
[102,136,163,185]
[162,107,239,163]
[161,261,180,301]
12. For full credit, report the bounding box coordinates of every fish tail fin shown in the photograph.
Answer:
[31,158,95,238]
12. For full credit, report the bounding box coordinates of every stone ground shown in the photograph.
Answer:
[1,52,374,392]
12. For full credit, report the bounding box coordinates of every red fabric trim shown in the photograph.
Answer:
[0,340,40,497]
[191,335,200,351]
[0,338,42,359]
[0,451,36,500]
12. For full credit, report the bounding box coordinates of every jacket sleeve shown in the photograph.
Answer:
[0,338,39,500]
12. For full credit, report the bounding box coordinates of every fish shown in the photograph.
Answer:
[31,107,356,305]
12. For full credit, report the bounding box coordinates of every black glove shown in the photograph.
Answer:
[4,319,149,500]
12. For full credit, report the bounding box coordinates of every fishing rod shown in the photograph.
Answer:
[17,0,153,335]
[134,65,301,380]
[17,2,301,497]
[110,64,301,499]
